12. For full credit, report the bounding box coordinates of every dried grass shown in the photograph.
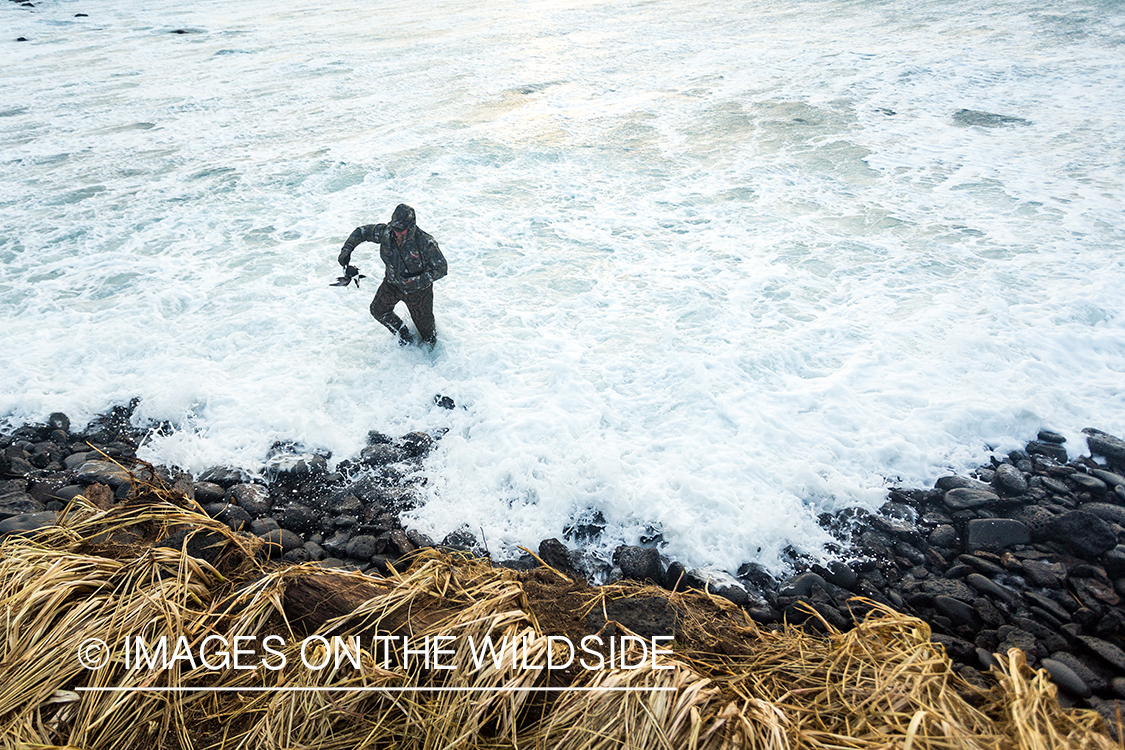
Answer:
[0,482,1121,749]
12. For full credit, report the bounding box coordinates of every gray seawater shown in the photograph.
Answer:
[2,0,1125,574]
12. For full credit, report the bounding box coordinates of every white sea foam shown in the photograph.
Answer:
[2,0,1125,574]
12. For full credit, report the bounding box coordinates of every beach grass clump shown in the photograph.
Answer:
[0,481,1119,749]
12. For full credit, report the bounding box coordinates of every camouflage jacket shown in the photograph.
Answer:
[338,224,447,294]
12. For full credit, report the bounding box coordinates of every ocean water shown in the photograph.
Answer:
[3,0,1125,575]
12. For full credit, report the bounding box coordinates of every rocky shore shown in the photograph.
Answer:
[4,400,1125,733]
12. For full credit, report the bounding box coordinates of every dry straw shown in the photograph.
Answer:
[0,479,1120,749]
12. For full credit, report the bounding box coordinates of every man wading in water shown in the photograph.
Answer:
[336,204,448,347]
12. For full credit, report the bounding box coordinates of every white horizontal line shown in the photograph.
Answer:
[76,686,676,693]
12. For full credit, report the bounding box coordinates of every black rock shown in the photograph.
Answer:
[932,595,979,627]
[811,560,858,590]
[405,529,435,549]
[1077,635,1125,671]
[1104,545,1125,579]
[76,459,132,489]
[434,394,455,410]
[359,444,407,466]
[1025,592,1072,623]
[193,481,226,504]
[226,483,271,517]
[779,572,830,598]
[199,466,249,488]
[157,528,227,565]
[966,518,1030,551]
[613,545,664,584]
[1046,511,1116,559]
[1084,428,1125,467]
[663,561,695,591]
[0,510,56,537]
[250,517,280,536]
[46,412,70,433]
[274,503,321,534]
[322,529,353,556]
[1020,559,1067,588]
[538,538,578,576]
[929,524,960,548]
[1071,473,1107,495]
[440,526,479,552]
[400,431,434,458]
[920,577,977,602]
[944,487,1000,510]
[283,547,311,563]
[1079,502,1125,527]
[213,504,251,532]
[992,464,1028,496]
[1027,441,1068,463]
[345,534,379,560]
[965,573,1019,606]
[586,596,680,638]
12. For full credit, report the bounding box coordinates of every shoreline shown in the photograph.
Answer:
[3,400,1125,731]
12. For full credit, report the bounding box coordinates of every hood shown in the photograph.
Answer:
[390,204,416,233]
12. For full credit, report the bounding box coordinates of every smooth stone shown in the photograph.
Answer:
[75,460,132,489]
[1049,651,1108,692]
[779,572,829,598]
[1090,469,1125,490]
[1104,546,1125,578]
[933,595,979,626]
[1041,658,1092,698]
[1037,430,1067,444]
[219,505,252,532]
[277,528,304,553]
[1071,473,1107,494]
[966,573,1019,606]
[813,561,858,590]
[63,452,89,470]
[198,465,250,488]
[944,487,1000,510]
[0,510,57,536]
[193,481,226,504]
[992,464,1028,495]
[250,517,280,536]
[936,476,989,492]
[966,518,1030,551]
[274,503,320,534]
[929,524,959,548]
[1024,592,1072,622]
